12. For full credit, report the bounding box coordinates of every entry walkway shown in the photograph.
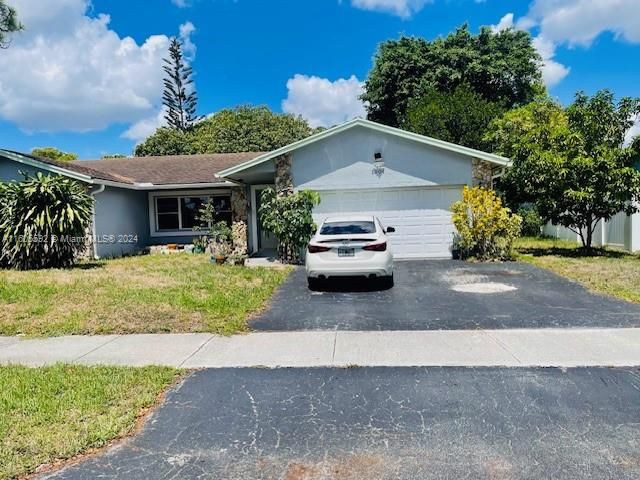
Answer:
[1,328,639,368]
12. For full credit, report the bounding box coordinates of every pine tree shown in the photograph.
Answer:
[162,38,201,131]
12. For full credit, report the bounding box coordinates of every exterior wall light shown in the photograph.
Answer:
[372,152,385,177]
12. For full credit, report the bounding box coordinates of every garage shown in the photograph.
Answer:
[313,186,462,259]
[217,118,510,258]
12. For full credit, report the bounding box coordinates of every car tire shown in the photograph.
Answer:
[381,274,394,289]
[307,277,321,291]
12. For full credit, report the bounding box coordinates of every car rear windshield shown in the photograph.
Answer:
[320,221,376,235]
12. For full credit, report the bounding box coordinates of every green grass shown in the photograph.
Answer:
[0,364,180,480]
[0,254,291,336]
[516,236,640,303]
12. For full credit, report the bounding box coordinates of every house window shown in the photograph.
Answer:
[153,193,232,233]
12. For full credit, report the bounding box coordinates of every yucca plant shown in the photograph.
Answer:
[0,173,94,270]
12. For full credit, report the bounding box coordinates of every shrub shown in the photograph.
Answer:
[259,188,321,264]
[451,186,522,261]
[517,205,544,237]
[0,173,94,270]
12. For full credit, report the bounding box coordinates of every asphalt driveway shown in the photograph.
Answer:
[43,367,640,480]
[251,260,640,330]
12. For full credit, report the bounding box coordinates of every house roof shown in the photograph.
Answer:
[0,150,264,189]
[81,152,264,186]
[216,118,511,178]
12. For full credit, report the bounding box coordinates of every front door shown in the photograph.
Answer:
[255,187,278,251]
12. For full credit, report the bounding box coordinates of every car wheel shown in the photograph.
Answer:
[307,277,321,290]
[381,274,394,289]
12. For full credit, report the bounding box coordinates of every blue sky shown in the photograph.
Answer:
[1,0,639,159]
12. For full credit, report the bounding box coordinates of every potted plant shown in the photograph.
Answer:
[192,235,207,254]
[211,240,232,264]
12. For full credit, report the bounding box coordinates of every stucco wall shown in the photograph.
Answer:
[93,187,149,258]
[0,157,50,181]
[291,126,473,191]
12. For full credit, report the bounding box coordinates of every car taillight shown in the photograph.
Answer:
[363,241,387,252]
[308,244,331,253]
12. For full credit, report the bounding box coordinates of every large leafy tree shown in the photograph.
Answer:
[31,147,78,162]
[134,128,195,157]
[190,106,316,153]
[486,91,640,250]
[0,0,22,49]
[162,38,201,132]
[362,25,542,127]
[135,106,315,156]
[404,83,505,150]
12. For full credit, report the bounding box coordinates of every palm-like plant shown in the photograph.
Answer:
[0,173,94,270]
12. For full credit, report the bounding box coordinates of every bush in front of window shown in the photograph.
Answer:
[258,188,321,264]
[0,173,94,270]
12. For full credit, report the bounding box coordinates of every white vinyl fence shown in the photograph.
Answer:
[543,205,640,252]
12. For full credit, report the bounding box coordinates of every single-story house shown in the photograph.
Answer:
[8,118,633,259]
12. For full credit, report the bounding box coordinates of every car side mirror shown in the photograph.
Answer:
[386,227,396,233]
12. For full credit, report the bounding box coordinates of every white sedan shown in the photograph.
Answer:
[305,215,395,289]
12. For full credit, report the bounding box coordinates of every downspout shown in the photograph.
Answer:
[90,184,106,259]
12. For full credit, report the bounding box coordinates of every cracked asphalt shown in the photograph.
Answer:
[43,367,640,480]
[251,261,640,331]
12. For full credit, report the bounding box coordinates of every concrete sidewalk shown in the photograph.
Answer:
[1,328,639,368]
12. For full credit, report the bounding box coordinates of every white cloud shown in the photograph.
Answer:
[532,35,571,87]
[122,107,168,142]
[0,0,195,134]
[506,0,640,88]
[179,21,196,59]
[491,13,514,32]
[349,0,431,18]
[282,74,367,128]
[524,0,640,47]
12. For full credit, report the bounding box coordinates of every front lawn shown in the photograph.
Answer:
[0,254,291,336]
[516,236,640,303]
[0,364,179,480]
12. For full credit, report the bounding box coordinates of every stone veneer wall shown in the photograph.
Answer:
[231,186,248,223]
[472,159,494,188]
[230,186,248,256]
[274,153,294,197]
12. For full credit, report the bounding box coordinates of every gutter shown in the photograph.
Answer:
[90,184,106,260]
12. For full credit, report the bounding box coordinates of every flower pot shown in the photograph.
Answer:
[215,255,227,265]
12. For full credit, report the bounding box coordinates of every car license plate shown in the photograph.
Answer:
[338,247,355,257]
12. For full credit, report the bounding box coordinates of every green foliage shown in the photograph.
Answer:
[0,0,22,49]
[31,147,78,162]
[362,25,542,127]
[134,127,195,157]
[517,205,544,237]
[486,91,640,249]
[451,186,522,261]
[259,188,321,264]
[190,105,317,153]
[135,106,315,156]
[193,199,232,256]
[0,173,94,270]
[162,38,202,132]
[404,83,505,150]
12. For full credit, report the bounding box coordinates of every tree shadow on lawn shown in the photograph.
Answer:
[518,244,631,259]
[68,261,105,270]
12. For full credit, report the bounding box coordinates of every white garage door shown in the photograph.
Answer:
[313,186,462,259]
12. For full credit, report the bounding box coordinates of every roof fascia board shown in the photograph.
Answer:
[1,150,94,183]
